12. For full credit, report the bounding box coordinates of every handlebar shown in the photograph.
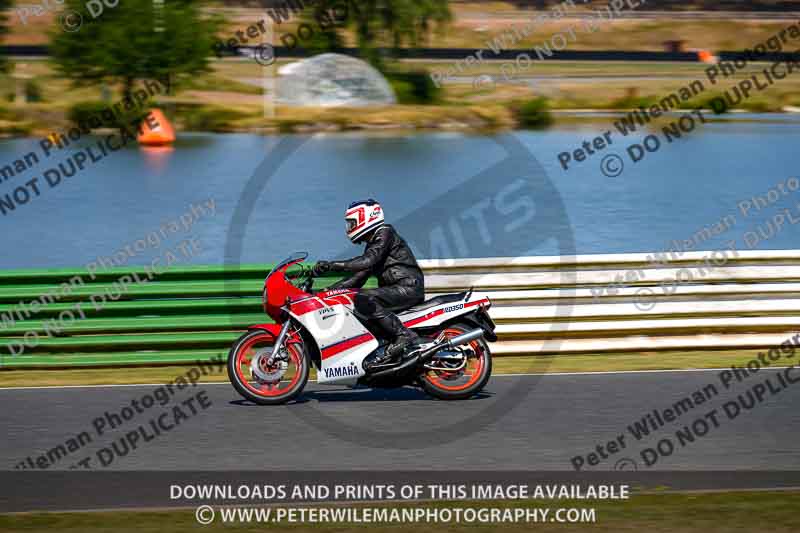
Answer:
[299,267,315,293]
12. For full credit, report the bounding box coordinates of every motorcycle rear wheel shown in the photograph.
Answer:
[228,330,309,405]
[421,323,492,400]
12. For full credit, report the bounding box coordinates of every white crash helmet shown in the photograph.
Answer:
[345,199,384,243]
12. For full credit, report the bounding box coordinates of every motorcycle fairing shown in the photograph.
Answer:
[246,323,282,337]
[287,294,377,385]
[315,288,492,331]
[398,293,491,329]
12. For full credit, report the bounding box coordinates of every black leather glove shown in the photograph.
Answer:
[311,261,332,277]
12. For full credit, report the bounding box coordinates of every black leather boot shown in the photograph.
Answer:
[369,314,421,366]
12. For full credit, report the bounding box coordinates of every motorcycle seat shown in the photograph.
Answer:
[400,291,469,316]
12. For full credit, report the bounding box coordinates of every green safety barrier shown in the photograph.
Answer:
[0,264,372,369]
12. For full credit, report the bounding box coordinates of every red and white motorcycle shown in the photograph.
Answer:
[227,252,496,405]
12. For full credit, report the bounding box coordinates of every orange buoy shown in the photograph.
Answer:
[138,108,175,146]
[697,50,716,63]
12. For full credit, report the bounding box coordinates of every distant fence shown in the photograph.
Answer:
[240,47,800,63]
[1,250,798,368]
[463,10,800,21]
[7,45,800,63]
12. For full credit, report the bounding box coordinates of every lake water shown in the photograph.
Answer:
[0,113,798,269]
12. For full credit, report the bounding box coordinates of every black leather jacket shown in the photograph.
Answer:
[328,224,424,289]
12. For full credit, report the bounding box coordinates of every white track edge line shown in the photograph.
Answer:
[0,366,789,391]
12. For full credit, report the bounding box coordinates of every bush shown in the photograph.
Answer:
[386,70,441,104]
[696,94,777,114]
[67,99,154,131]
[697,93,729,114]
[515,97,553,128]
[174,104,252,132]
[24,80,43,102]
[0,106,22,121]
[0,121,33,135]
[388,79,415,104]
[68,102,112,128]
[741,99,777,113]
[608,95,658,110]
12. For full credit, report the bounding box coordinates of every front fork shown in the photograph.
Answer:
[265,320,292,366]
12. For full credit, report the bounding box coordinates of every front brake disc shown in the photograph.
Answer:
[250,348,288,382]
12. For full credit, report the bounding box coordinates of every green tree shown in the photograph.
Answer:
[298,6,346,56]
[50,0,224,100]
[311,0,451,70]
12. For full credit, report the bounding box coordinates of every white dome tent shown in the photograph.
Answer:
[277,53,396,107]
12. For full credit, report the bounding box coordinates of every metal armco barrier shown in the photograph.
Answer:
[1,250,796,368]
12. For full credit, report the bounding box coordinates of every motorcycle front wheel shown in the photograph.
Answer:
[228,329,309,405]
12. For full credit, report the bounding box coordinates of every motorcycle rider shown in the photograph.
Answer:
[312,199,425,366]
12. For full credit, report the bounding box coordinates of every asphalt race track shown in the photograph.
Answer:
[3,369,799,472]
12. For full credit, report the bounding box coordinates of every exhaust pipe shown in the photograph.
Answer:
[415,328,484,363]
[443,329,483,349]
[367,328,484,379]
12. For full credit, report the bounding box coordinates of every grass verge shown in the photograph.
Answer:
[0,349,777,388]
[1,491,799,532]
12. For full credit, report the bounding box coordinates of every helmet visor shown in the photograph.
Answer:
[346,218,358,233]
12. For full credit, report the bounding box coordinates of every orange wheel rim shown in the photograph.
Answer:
[424,327,485,392]
[235,333,303,398]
